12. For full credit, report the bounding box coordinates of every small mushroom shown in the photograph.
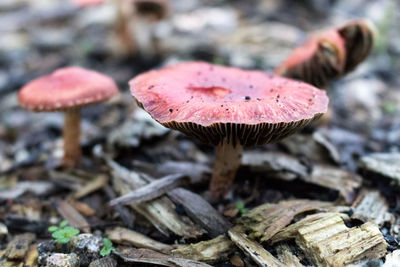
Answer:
[129,62,328,199]
[115,0,169,56]
[338,20,376,73]
[275,20,375,88]
[18,67,119,168]
[275,29,346,88]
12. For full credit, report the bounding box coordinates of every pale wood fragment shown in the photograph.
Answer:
[238,199,332,242]
[106,227,173,253]
[172,235,235,262]
[272,213,387,267]
[4,233,35,260]
[109,158,204,238]
[270,212,349,244]
[114,247,212,267]
[352,190,393,226]
[228,227,284,267]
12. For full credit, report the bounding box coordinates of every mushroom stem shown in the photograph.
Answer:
[63,108,81,168]
[210,140,243,199]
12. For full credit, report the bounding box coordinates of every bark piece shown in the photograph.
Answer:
[242,151,307,180]
[308,164,361,203]
[106,227,173,253]
[132,160,211,184]
[352,190,394,226]
[88,256,117,267]
[0,181,54,199]
[360,153,400,183]
[242,152,360,203]
[54,199,90,233]
[272,213,387,267]
[168,188,232,237]
[172,235,235,263]
[228,227,284,267]
[108,158,204,238]
[4,233,35,260]
[113,247,212,267]
[24,244,38,267]
[238,199,332,242]
[109,174,188,206]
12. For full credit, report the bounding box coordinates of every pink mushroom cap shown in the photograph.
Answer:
[18,67,119,112]
[130,62,328,146]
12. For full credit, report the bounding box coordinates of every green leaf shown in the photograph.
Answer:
[52,230,66,239]
[63,226,80,237]
[57,237,70,244]
[100,238,114,256]
[59,220,68,228]
[235,201,248,215]
[48,226,58,232]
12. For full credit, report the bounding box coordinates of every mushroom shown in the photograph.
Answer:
[338,20,376,73]
[18,67,119,168]
[115,0,169,56]
[129,62,328,199]
[275,29,346,88]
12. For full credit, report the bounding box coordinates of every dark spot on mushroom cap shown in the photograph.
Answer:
[245,96,251,100]
[169,109,173,113]
[277,94,280,98]
[148,85,154,89]
[249,85,254,88]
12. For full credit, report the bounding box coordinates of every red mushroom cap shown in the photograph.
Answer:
[130,62,328,146]
[71,0,105,7]
[18,67,118,112]
[275,29,346,88]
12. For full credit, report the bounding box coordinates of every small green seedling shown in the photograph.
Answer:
[48,220,80,244]
[100,238,115,256]
[235,201,248,215]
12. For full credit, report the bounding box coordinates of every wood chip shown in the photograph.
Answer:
[24,244,38,267]
[172,235,235,263]
[228,227,284,267]
[352,190,394,226]
[360,153,400,184]
[4,233,35,260]
[108,159,204,238]
[242,152,361,203]
[242,151,307,180]
[73,175,108,199]
[270,212,349,244]
[109,174,188,206]
[106,227,173,253]
[272,213,387,266]
[0,181,54,199]
[132,160,211,184]
[53,199,90,233]
[168,188,232,237]
[307,164,361,203]
[88,256,117,267]
[238,199,332,242]
[114,247,212,267]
